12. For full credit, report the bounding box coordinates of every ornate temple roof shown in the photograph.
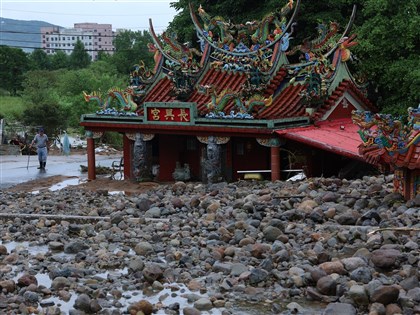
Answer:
[83,0,377,131]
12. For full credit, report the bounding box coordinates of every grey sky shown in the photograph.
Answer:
[0,0,178,32]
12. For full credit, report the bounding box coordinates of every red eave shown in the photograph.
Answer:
[276,118,364,160]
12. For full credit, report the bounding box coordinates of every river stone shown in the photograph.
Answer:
[250,243,270,258]
[348,284,369,305]
[110,211,124,224]
[407,287,420,302]
[17,274,38,287]
[134,241,154,256]
[142,264,163,283]
[369,302,386,315]
[370,249,401,269]
[51,277,71,291]
[145,206,161,218]
[128,257,145,272]
[349,267,372,284]
[319,261,346,275]
[3,253,18,264]
[370,285,400,305]
[230,263,248,276]
[341,257,367,271]
[183,307,201,315]
[194,297,213,311]
[212,261,232,274]
[0,280,16,293]
[135,198,153,211]
[249,268,269,284]
[64,241,89,254]
[297,199,318,212]
[171,197,184,208]
[317,275,337,296]
[0,245,7,255]
[400,276,419,291]
[262,226,282,242]
[23,291,39,303]
[323,302,356,315]
[127,300,153,315]
[48,241,64,251]
[385,304,402,315]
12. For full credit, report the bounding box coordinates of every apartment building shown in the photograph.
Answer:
[41,23,115,61]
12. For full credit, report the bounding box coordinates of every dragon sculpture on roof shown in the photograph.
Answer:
[352,108,420,154]
[83,87,139,116]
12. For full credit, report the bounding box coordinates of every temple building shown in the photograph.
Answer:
[81,0,377,183]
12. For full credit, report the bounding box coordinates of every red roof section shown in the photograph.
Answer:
[312,80,378,121]
[276,118,364,160]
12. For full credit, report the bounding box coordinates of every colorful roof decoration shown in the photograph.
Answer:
[83,0,375,127]
[352,107,420,169]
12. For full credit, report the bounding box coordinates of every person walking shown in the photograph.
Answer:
[30,128,49,169]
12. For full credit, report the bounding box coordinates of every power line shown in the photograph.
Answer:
[1,19,168,32]
[2,44,115,52]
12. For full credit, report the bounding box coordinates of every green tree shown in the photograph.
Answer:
[22,102,69,137]
[111,30,154,75]
[23,70,59,105]
[355,0,420,114]
[29,49,51,70]
[50,51,69,70]
[0,46,29,95]
[69,40,91,69]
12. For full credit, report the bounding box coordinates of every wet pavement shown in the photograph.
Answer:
[0,153,121,189]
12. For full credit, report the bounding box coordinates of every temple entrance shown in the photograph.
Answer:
[156,134,201,181]
[232,137,271,181]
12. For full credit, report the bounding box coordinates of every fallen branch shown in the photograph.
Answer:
[367,227,420,235]
[0,213,109,222]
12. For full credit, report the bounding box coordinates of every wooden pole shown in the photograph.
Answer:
[271,146,280,181]
[87,136,96,180]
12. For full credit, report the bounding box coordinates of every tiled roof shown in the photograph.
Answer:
[140,68,376,122]
[142,67,308,120]
[276,118,364,160]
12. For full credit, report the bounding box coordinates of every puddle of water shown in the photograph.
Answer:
[39,293,77,313]
[49,178,86,191]
[94,267,128,280]
[116,283,224,315]
[13,272,52,288]
[0,241,49,255]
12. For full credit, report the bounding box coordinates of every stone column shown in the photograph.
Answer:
[133,133,151,181]
[205,136,222,184]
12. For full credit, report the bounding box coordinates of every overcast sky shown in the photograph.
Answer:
[1,0,178,32]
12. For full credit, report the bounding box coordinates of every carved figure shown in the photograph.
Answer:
[199,85,272,115]
[352,109,420,154]
[172,162,191,181]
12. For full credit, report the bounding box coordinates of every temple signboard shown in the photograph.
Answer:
[144,102,196,124]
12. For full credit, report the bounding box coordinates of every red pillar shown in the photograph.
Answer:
[87,137,96,180]
[271,146,280,181]
[123,134,132,180]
